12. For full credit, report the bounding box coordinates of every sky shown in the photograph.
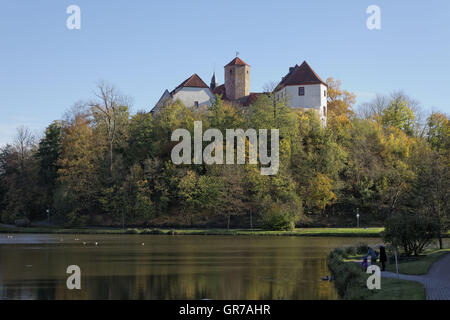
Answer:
[0,0,449,146]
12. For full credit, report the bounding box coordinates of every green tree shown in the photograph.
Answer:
[381,97,416,135]
[37,121,63,211]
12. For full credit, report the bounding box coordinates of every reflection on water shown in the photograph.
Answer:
[0,234,380,300]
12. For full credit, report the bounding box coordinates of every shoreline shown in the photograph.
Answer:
[0,225,385,237]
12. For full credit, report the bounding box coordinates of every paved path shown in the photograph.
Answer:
[381,253,450,300]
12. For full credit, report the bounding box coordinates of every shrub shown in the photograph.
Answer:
[64,210,88,227]
[344,246,357,256]
[261,201,301,231]
[262,208,294,230]
[328,247,372,299]
[141,228,164,235]
[383,213,439,256]
[356,242,369,254]
[14,218,31,227]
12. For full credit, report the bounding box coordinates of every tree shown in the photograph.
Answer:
[262,81,278,93]
[426,112,449,155]
[37,121,63,210]
[0,127,43,222]
[56,114,102,226]
[383,213,439,256]
[381,97,416,135]
[178,170,201,225]
[407,141,449,249]
[306,173,337,215]
[90,81,131,176]
[326,77,356,120]
[126,111,156,164]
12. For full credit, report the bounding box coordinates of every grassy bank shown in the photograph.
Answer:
[0,225,384,237]
[385,249,450,275]
[328,246,425,300]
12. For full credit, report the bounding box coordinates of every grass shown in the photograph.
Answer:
[366,277,425,300]
[329,246,427,300]
[0,225,385,237]
[385,249,450,275]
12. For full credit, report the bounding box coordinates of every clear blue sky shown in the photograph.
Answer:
[1,0,449,145]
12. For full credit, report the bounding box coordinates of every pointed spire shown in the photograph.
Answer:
[210,71,218,90]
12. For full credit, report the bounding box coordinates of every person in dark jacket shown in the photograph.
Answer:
[378,245,387,271]
[366,247,378,266]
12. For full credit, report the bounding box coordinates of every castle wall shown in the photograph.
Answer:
[173,87,215,108]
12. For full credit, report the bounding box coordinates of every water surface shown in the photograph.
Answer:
[0,234,380,300]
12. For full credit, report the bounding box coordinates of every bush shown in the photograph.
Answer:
[14,217,31,227]
[356,242,369,254]
[141,228,164,235]
[64,210,88,227]
[125,228,139,234]
[261,201,301,231]
[262,207,294,231]
[328,247,372,299]
[344,246,357,256]
[383,213,439,256]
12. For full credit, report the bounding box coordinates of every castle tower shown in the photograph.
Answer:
[224,57,250,100]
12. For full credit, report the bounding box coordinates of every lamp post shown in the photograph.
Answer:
[356,208,360,228]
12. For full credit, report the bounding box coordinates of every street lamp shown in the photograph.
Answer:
[47,208,50,223]
[356,208,360,228]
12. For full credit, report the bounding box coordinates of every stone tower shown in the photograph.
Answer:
[224,57,250,100]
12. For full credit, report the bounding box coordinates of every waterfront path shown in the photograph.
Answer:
[381,253,450,300]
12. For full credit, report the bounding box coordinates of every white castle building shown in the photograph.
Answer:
[153,57,327,125]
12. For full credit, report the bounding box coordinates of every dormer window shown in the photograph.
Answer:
[298,87,305,96]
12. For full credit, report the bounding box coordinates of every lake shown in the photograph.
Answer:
[0,234,380,300]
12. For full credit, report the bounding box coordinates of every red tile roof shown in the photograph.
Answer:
[242,93,264,106]
[275,61,326,91]
[225,57,249,67]
[213,84,227,99]
[172,74,209,94]
[212,85,265,107]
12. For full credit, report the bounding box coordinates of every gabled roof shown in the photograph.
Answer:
[225,57,249,67]
[275,61,326,91]
[171,74,209,94]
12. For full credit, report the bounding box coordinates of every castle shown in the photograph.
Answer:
[152,56,327,125]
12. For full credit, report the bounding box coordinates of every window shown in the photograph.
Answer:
[323,106,326,116]
[194,101,199,108]
[298,87,305,96]
[324,90,327,97]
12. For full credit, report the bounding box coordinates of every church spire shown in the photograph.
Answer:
[210,71,218,90]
